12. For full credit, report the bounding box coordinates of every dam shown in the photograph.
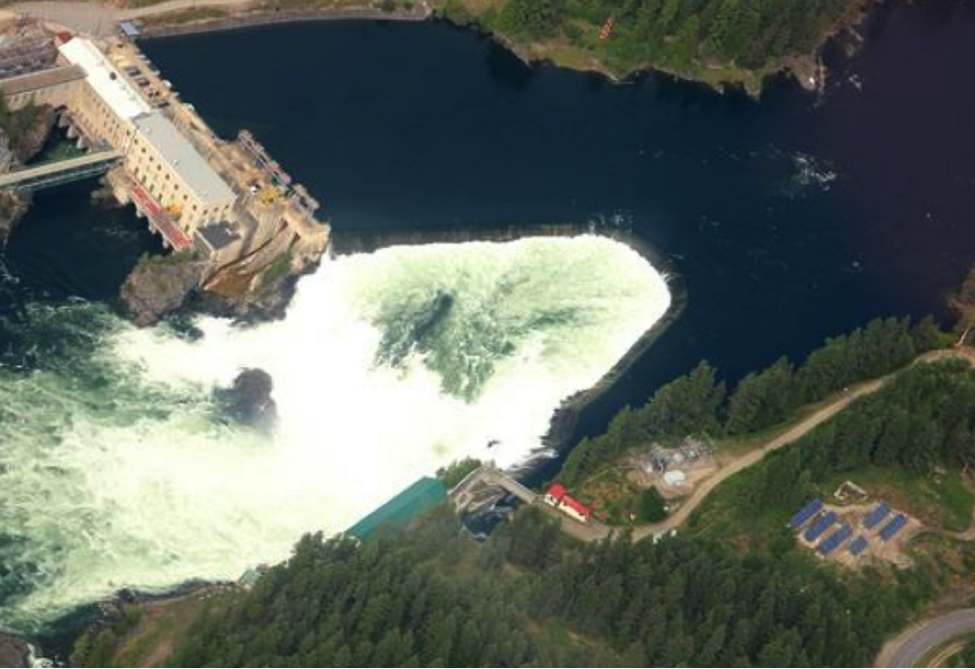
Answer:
[0,17,328,290]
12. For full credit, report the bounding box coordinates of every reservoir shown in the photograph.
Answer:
[137,0,975,439]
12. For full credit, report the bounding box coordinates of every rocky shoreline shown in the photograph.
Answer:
[0,632,30,668]
[0,190,29,244]
[139,5,430,40]
[119,252,208,327]
[0,102,58,244]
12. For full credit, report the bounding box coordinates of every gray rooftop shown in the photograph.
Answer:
[118,21,141,38]
[196,221,240,251]
[0,64,84,95]
[133,111,235,205]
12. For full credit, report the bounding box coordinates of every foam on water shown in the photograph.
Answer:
[0,235,671,631]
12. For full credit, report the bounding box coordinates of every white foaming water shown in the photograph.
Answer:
[0,235,670,630]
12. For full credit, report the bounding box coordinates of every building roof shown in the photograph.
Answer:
[547,483,590,518]
[346,477,447,542]
[0,63,84,96]
[133,111,235,204]
[58,37,151,120]
[546,484,566,499]
[118,22,141,38]
[560,494,592,519]
[196,221,240,251]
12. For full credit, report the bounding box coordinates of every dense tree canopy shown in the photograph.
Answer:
[72,316,958,668]
[448,0,867,76]
[119,508,914,668]
[561,316,948,486]
[748,359,975,513]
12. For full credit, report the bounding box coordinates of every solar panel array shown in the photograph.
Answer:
[818,525,852,556]
[804,511,838,543]
[789,499,824,529]
[862,501,890,530]
[879,514,908,541]
[848,535,869,556]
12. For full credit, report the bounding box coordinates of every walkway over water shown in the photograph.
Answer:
[0,149,121,191]
[450,464,611,542]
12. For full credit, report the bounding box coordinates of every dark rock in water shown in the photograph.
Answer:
[119,254,206,327]
[90,181,124,208]
[0,631,30,668]
[189,272,300,325]
[216,368,277,430]
[8,104,56,165]
[0,191,29,244]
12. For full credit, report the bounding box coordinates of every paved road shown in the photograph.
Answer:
[627,349,973,542]
[631,374,888,541]
[3,0,431,36]
[876,609,975,667]
[5,0,259,35]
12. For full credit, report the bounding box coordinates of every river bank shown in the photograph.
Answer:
[4,0,860,94]
[1,0,431,38]
[136,4,430,39]
[433,0,877,96]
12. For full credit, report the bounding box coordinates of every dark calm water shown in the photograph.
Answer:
[4,0,975,443]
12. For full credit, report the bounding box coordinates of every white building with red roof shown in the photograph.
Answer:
[543,484,592,523]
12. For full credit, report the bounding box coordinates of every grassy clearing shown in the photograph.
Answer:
[685,460,975,558]
[821,466,975,533]
[73,588,238,668]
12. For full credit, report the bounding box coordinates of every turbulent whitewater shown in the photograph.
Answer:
[0,235,670,630]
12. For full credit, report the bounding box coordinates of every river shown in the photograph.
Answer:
[1,0,974,643]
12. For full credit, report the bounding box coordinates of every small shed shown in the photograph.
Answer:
[118,21,141,40]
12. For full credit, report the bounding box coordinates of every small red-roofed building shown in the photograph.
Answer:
[543,484,592,523]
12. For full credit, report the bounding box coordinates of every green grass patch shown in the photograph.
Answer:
[821,466,974,533]
[260,251,292,285]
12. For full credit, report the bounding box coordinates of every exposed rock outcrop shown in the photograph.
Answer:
[0,190,28,243]
[0,631,30,668]
[193,271,301,324]
[119,253,206,327]
[215,368,277,431]
[5,104,55,165]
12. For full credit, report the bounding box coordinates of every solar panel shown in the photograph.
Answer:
[789,499,824,529]
[848,535,869,556]
[863,501,890,530]
[818,525,852,556]
[804,511,837,543]
[879,514,908,541]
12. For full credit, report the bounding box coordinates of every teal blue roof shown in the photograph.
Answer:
[346,477,447,542]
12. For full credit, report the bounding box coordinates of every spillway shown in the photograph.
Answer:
[0,234,671,631]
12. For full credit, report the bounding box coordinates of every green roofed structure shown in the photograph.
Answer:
[346,477,447,542]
